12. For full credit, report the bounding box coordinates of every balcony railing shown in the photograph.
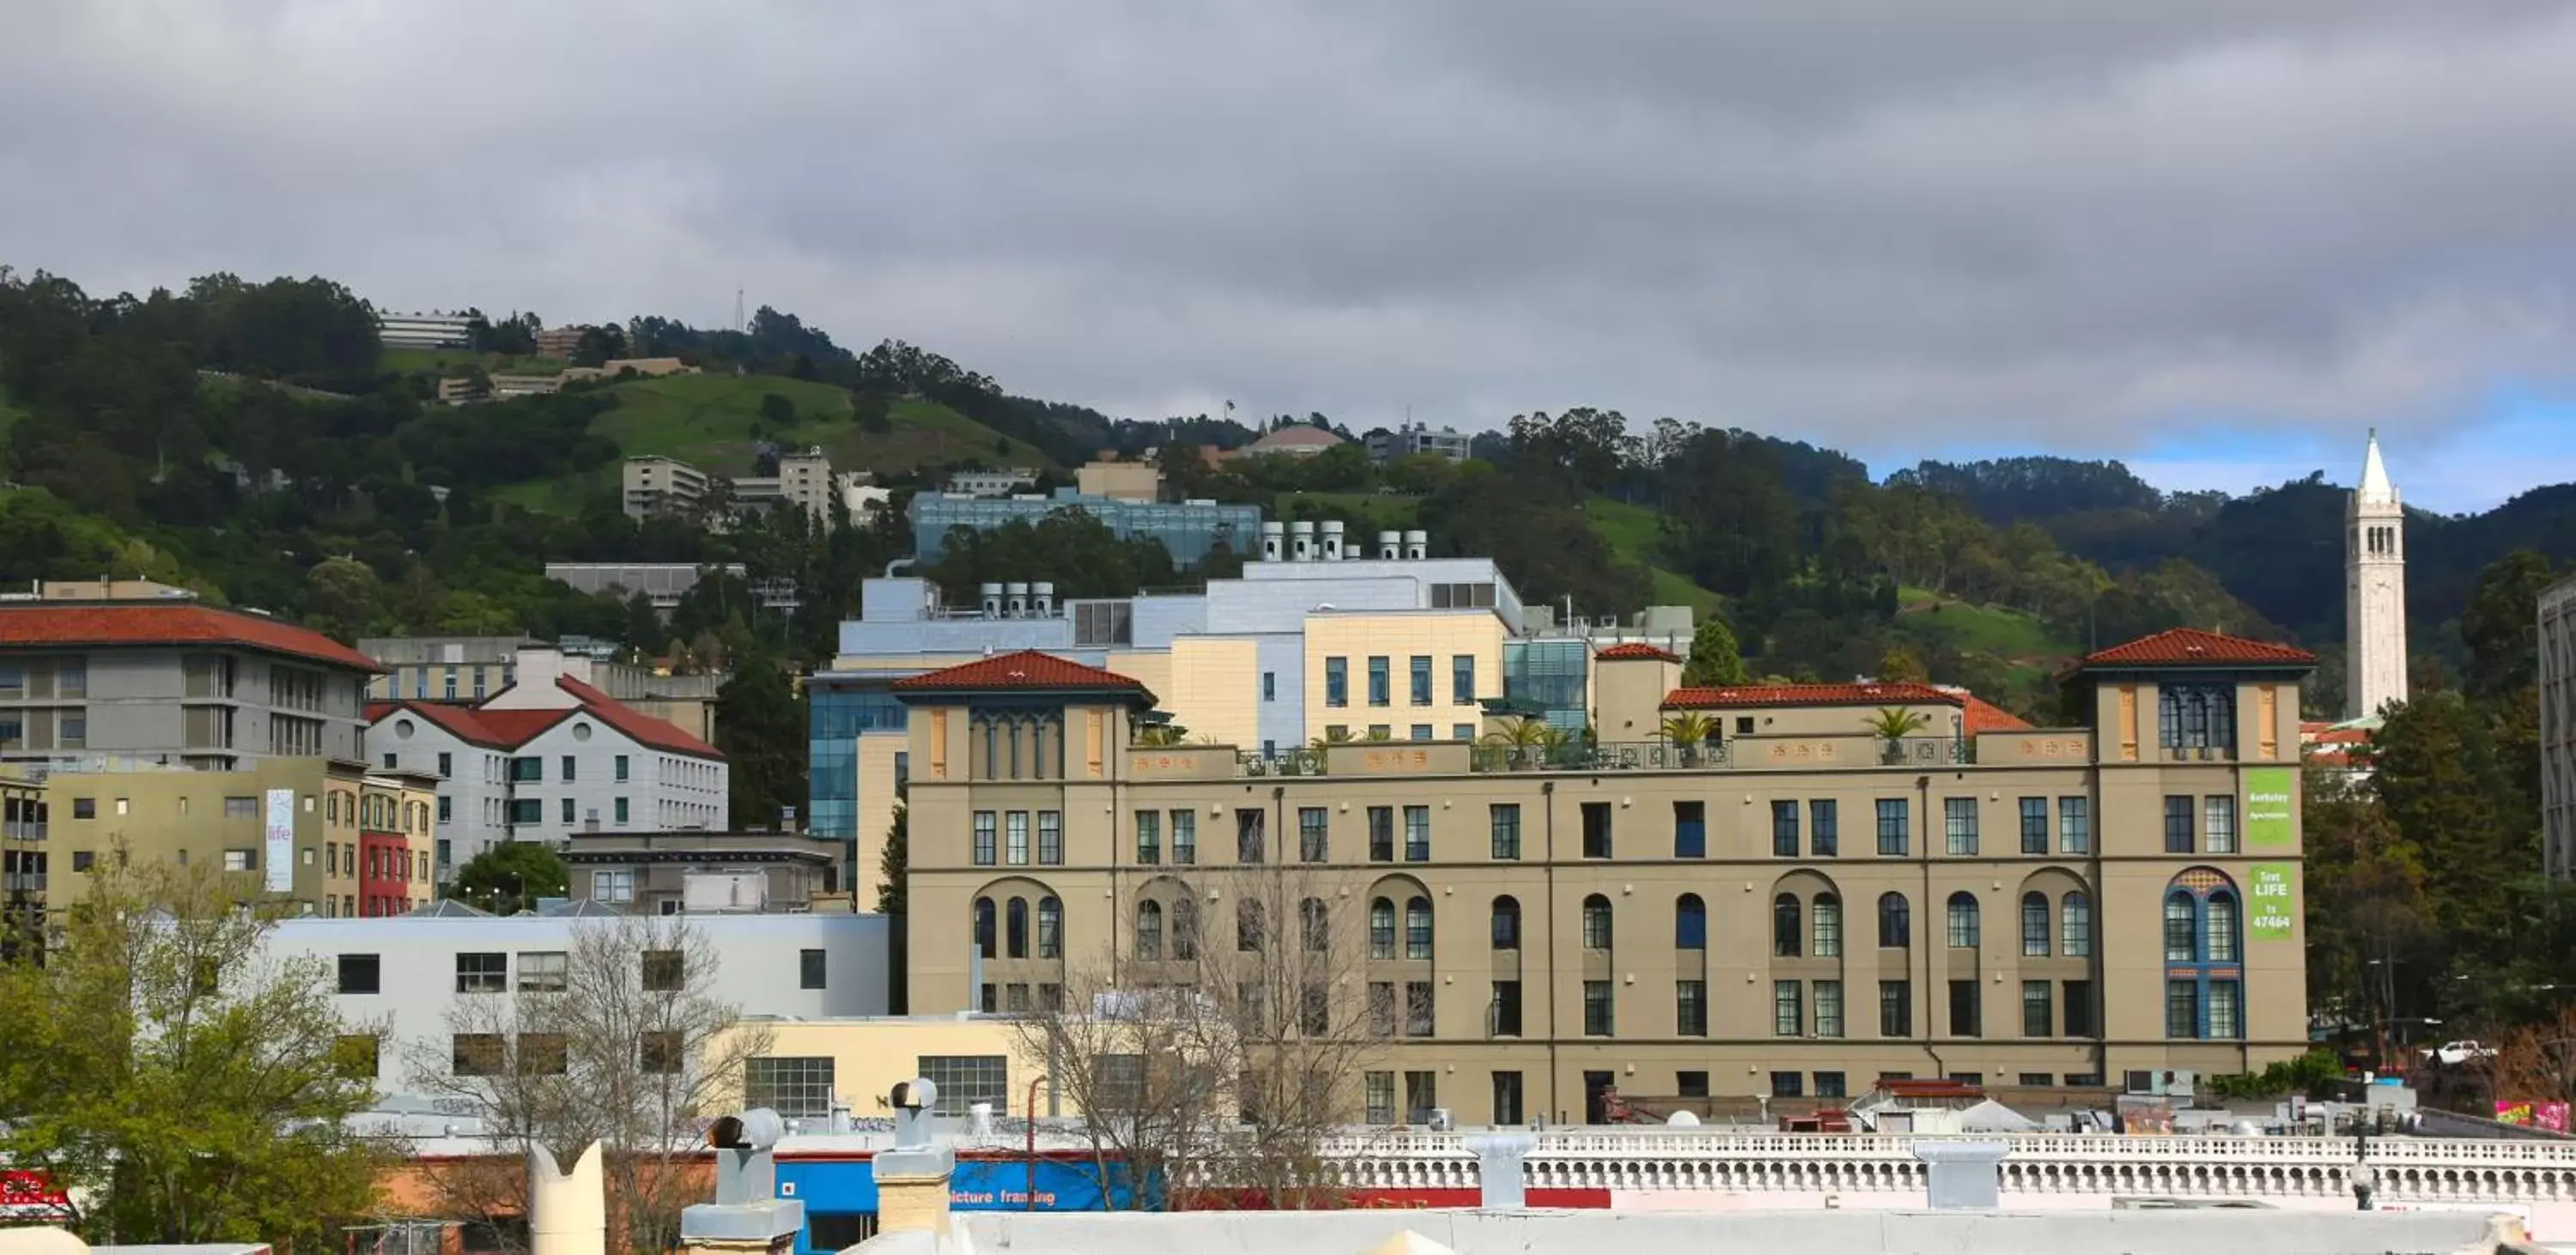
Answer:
[1470,737,1973,774]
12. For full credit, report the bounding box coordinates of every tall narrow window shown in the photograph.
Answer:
[2018,797,2048,854]
[973,899,997,959]
[1876,798,1909,856]
[1005,811,1030,865]
[1403,806,1430,861]
[1452,654,1475,706]
[1946,893,1980,948]
[1489,804,1522,859]
[1404,898,1433,960]
[1814,979,1844,1038]
[1299,807,1329,862]
[2164,894,2196,961]
[2021,980,2053,1038]
[1036,896,1062,959]
[1582,894,1613,950]
[1944,797,1978,856]
[1410,655,1431,706]
[2058,797,2091,854]
[2204,796,2238,854]
[1368,657,1390,706]
[1369,898,1395,959]
[1677,980,1707,1037]
[1170,809,1197,864]
[1301,898,1329,953]
[1326,657,1348,707]
[1771,894,1801,958]
[1037,811,1062,865]
[1880,979,1911,1036]
[1005,899,1029,958]
[2207,893,2240,961]
[1771,801,1799,857]
[1236,809,1266,864]
[2062,891,2093,956]
[1812,894,1842,957]
[1582,803,1613,858]
[2163,796,2194,854]
[1135,901,1163,960]
[2020,892,2050,957]
[1674,801,1706,858]
[1811,799,1838,857]
[1773,980,1804,1037]
[1491,895,1522,949]
[1878,892,1911,948]
[1135,810,1162,864]
[1368,807,1394,862]
[1676,894,1706,949]
[972,811,998,866]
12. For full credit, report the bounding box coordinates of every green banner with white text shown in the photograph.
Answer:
[2249,863,2297,941]
[2245,767,2295,848]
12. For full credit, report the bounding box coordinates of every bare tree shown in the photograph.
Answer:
[1012,861,1385,1210]
[2484,1002,2576,1110]
[406,915,774,1253]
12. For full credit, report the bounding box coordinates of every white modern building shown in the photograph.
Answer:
[365,646,729,870]
[2543,573,2576,878]
[942,469,1040,498]
[376,311,477,349]
[1365,421,1473,463]
[270,909,890,1093]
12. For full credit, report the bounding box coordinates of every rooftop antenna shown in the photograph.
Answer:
[734,287,745,334]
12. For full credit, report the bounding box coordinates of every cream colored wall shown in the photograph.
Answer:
[854,731,908,911]
[1303,613,1504,742]
[714,1017,1064,1116]
[1595,658,1682,740]
[1160,638,1260,749]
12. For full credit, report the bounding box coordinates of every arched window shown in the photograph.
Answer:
[1006,897,1030,959]
[1037,896,1062,959]
[1582,894,1613,951]
[1369,897,1396,959]
[1945,892,1979,948]
[2061,891,2093,958]
[2163,894,2196,961]
[2206,893,2239,962]
[1173,897,1200,961]
[1813,893,1842,958]
[1772,894,1801,958]
[1492,895,1522,950]
[1878,892,1910,949]
[1405,897,1433,960]
[1676,894,1707,950]
[974,897,997,960]
[1136,900,1163,960]
[1301,897,1329,953]
[2020,892,2050,957]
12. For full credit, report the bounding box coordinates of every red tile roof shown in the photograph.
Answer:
[0,603,380,670]
[1960,694,2033,735]
[891,650,1151,696]
[1595,643,1682,663]
[365,678,720,759]
[2081,628,2315,668]
[1662,682,1962,711]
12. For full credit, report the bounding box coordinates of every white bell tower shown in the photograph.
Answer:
[2345,428,2409,718]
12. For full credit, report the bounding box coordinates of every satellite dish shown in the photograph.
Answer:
[1667,1111,1701,1127]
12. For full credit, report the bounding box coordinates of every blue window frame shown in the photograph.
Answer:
[1410,656,1432,706]
[1676,894,1707,949]
[1811,800,1838,857]
[1368,658,1390,706]
[1875,798,1909,856]
[1452,655,1475,705]
[1325,658,1348,707]
[1674,802,1706,858]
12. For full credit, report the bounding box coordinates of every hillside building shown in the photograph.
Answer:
[943,469,1041,498]
[359,635,720,742]
[892,627,2314,1122]
[1241,425,1348,458]
[1073,458,1161,502]
[2345,430,2409,719]
[909,488,1257,563]
[1365,422,1472,463]
[376,311,475,349]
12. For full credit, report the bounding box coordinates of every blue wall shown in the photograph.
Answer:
[778,1155,1144,1253]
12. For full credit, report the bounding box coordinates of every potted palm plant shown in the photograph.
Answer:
[1659,712,1717,766]
[1479,716,1552,771]
[1865,706,1929,765]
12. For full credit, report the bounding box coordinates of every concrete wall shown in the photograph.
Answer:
[708,1016,1051,1117]
[1303,612,1504,744]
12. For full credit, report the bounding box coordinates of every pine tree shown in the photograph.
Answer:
[876,805,908,916]
[1680,617,1747,687]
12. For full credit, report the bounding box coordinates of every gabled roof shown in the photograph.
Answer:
[407,899,493,918]
[2081,628,2316,669]
[891,650,1154,702]
[1960,694,2033,735]
[1595,643,1682,663]
[0,603,380,670]
[1245,425,1346,451]
[366,677,720,759]
[557,676,720,757]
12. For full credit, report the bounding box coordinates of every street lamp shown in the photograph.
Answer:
[1025,1073,1050,1211]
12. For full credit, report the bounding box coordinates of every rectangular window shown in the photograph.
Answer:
[1492,980,1522,1035]
[1367,806,1394,861]
[1880,980,1911,1037]
[509,756,542,782]
[1403,805,1430,861]
[1326,657,1348,707]
[1368,982,1397,1036]
[1452,654,1475,706]
[1492,1070,1524,1124]
[518,951,568,993]
[456,953,507,994]
[1811,799,1838,857]
[1948,979,1982,1038]
[1236,808,1265,864]
[1771,1071,1803,1098]
[1814,1071,1848,1099]
[337,954,381,994]
[560,755,576,782]
[746,1057,839,1118]
[593,870,634,903]
[1368,657,1390,706]
[2063,980,2095,1037]
[614,754,630,782]
[642,950,683,992]
[73,797,94,821]
[508,798,542,825]
[2205,796,2238,854]
[1944,797,1978,856]
[336,1034,380,1080]
[641,1031,684,1075]
[1170,809,1196,864]
[1298,807,1329,862]
[1677,979,1707,1036]
[1876,798,1909,856]
[2163,795,2194,853]
[1365,1071,1395,1125]
[1583,979,1613,1035]
[1771,800,1798,857]
[1814,979,1844,1038]
[223,848,254,872]
[1582,801,1613,858]
[224,795,257,820]
[1405,981,1434,1036]
[1368,724,1390,740]
[2019,797,2048,853]
[1453,723,1475,741]
[2166,979,2201,1039]
[1490,803,1522,859]
[1410,655,1432,706]
[1262,671,1276,702]
[614,797,629,825]
[975,811,1001,864]
[1038,811,1063,864]
[1409,725,1431,742]
[2058,797,2090,854]
[1135,810,1162,864]
[453,1034,504,1076]
[1678,1070,1710,1099]
[560,797,575,824]
[2209,980,2242,1038]
[2022,980,2053,1038]
[1673,800,1706,858]
[800,949,827,990]
[1005,811,1030,864]
[1774,980,1804,1037]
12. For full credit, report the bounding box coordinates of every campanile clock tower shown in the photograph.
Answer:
[2346,429,2409,718]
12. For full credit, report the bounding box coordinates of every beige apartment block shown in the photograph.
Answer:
[1075,459,1162,503]
[892,628,2314,1125]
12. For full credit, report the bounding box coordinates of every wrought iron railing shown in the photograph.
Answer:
[1238,749,1329,777]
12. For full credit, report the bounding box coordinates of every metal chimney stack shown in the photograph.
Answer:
[1290,520,1315,561]
[1403,530,1428,561]
[1032,581,1055,617]
[1005,582,1030,618]
[980,582,1003,619]
[1378,530,1400,560]
[1261,521,1285,562]
[1321,519,1345,561]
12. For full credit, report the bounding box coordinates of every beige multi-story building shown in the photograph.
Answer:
[623,456,715,520]
[1,770,47,943]
[44,758,437,918]
[892,628,2314,1125]
[1075,458,1162,503]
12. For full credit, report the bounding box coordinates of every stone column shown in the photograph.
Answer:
[1465,1134,1535,1210]
[872,1145,957,1237]
[1911,1141,2008,1210]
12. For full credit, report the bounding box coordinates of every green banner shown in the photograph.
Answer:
[2245,767,2296,848]
[2249,863,2297,941]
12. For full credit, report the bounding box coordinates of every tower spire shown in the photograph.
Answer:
[2358,427,2396,504]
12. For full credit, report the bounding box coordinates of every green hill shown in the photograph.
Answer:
[487,374,1053,515]
[381,346,566,376]
[1581,498,1722,615]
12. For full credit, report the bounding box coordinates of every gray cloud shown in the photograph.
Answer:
[8,0,2576,476]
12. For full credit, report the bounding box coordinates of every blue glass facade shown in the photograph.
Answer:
[1503,640,1590,731]
[808,679,908,847]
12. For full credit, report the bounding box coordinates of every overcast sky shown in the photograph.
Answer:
[9,1,2576,512]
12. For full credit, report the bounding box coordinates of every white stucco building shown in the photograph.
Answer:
[270,908,889,1094]
[2345,430,2410,719]
[365,646,729,872]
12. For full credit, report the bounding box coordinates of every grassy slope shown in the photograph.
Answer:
[486,375,1051,515]
[1582,498,1721,615]
[381,347,566,376]
[0,388,23,440]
